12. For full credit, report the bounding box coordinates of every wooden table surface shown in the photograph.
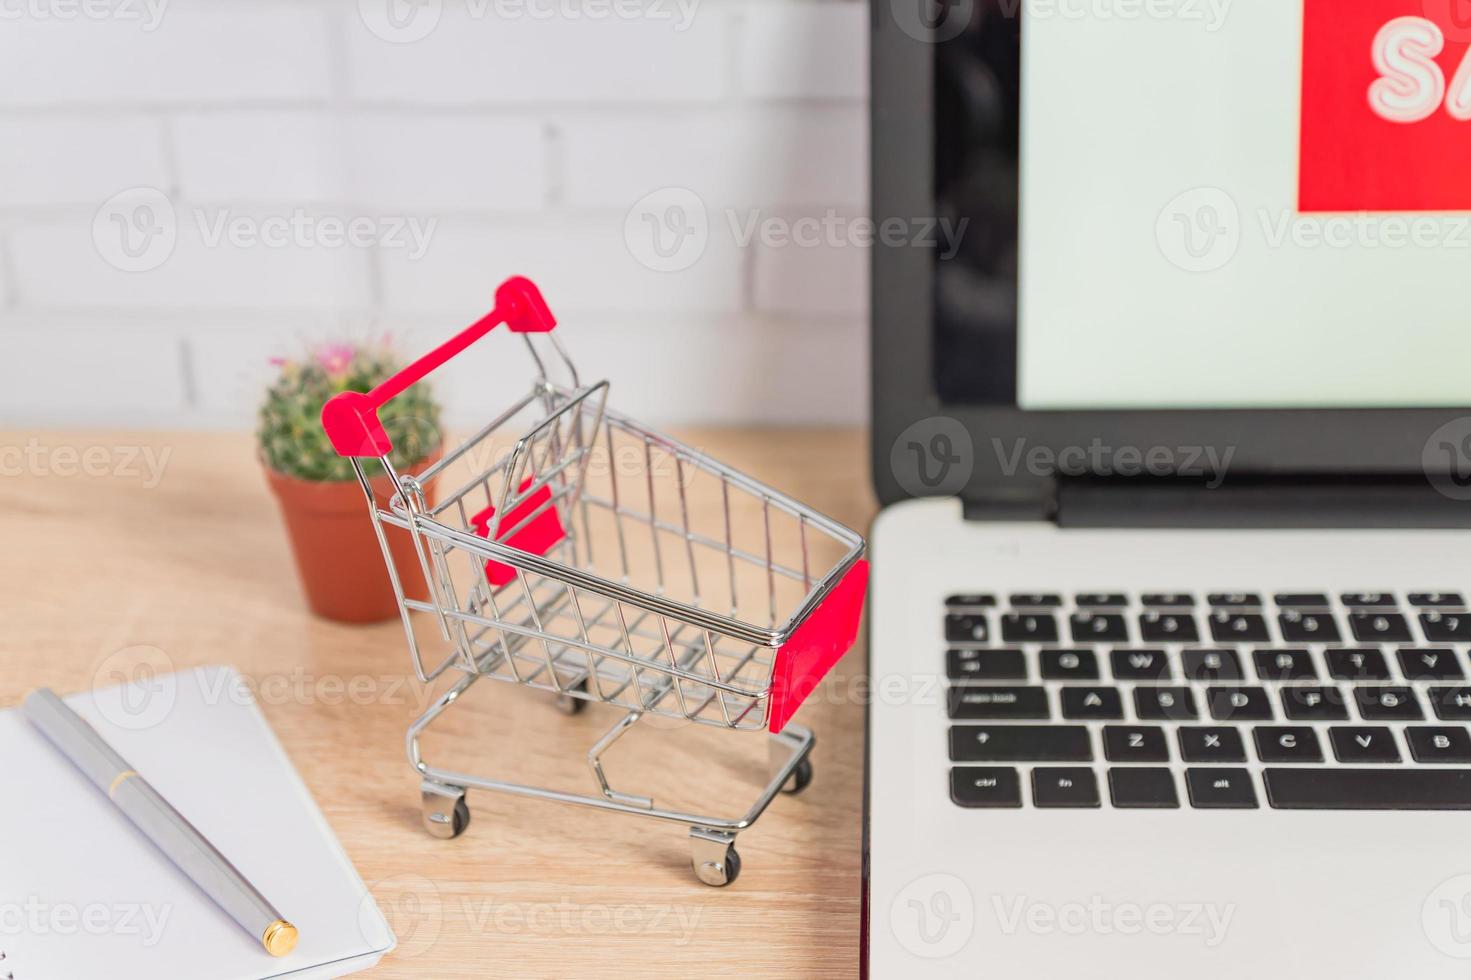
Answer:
[0,429,877,979]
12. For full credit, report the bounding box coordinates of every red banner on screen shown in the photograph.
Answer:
[1300,0,1471,211]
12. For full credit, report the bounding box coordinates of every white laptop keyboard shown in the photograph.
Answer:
[945,591,1471,809]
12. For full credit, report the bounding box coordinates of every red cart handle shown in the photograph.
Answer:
[322,276,556,458]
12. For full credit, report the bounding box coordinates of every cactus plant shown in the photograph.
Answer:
[258,341,441,482]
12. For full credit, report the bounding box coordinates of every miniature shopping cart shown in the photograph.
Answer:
[321,276,868,885]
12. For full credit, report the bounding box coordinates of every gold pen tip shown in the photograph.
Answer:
[263,919,298,957]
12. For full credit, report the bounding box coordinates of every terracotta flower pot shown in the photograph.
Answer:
[264,450,441,624]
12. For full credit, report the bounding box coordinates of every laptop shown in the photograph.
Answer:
[865,2,1471,976]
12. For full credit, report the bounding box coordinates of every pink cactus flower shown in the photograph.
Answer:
[314,343,355,377]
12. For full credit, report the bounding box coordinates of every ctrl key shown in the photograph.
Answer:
[1185,768,1259,809]
[950,767,1023,807]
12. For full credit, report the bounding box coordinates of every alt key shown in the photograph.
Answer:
[1185,768,1259,809]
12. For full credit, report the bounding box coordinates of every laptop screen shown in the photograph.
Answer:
[934,1,1471,411]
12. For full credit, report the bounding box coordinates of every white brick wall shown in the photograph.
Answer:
[0,118,170,207]
[0,0,870,429]
[0,7,335,105]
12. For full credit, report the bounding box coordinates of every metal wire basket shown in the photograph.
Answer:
[322,276,868,885]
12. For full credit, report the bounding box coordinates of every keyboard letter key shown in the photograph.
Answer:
[1103,725,1170,762]
[1253,726,1324,763]
[1406,727,1471,764]
[1135,686,1199,720]
[1329,726,1400,763]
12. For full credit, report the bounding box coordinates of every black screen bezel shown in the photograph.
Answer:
[870,7,1471,508]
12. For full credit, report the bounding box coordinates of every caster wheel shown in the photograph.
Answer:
[448,797,471,838]
[422,782,470,839]
[782,757,814,794]
[555,678,589,715]
[694,846,741,887]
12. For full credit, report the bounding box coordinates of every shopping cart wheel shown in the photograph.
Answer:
[421,781,471,840]
[689,829,741,886]
[555,678,589,716]
[781,757,814,794]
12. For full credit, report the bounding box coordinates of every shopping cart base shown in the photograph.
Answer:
[408,672,816,884]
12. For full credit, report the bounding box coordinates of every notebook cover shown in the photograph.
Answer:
[0,665,396,979]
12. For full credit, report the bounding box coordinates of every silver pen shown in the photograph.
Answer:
[22,688,298,958]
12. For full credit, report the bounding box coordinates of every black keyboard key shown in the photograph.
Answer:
[1040,649,1099,680]
[947,648,1027,681]
[1264,767,1471,809]
[1422,611,1471,642]
[1330,726,1400,763]
[1186,768,1258,808]
[1398,647,1465,681]
[1134,686,1198,720]
[1349,612,1412,642]
[1275,593,1331,607]
[1032,767,1101,808]
[1281,686,1350,721]
[949,725,1091,762]
[1178,726,1247,763]
[1010,593,1062,607]
[1342,593,1397,608]
[1253,648,1317,681]
[1209,593,1263,607]
[1407,727,1471,763]
[1209,611,1270,643]
[1142,593,1194,607]
[1410,593,1465,607]
[1108,768,1179,808]
[1207,686,1274,721]
[1076,593,1128,607]
[948,686,1050,720]
[1182,649,1243,681]
[1070,612,1129,643]
[1061,687,1124,719]
[1254,726,1323,763]
[1001,612,1059,643]
[951,767,1023,807]
[1431,686,1471,720]
[945,613,989,643]
[1354,686,1423,721]
[1325,648,1390,680]
[1139,611,1199,642]
[1102,725,1170,762]
[1278,609,1341,643]
[946,594,996,607]
[1110,648,1171,681]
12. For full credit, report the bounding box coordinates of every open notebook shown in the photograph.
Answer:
[0,665,395,979]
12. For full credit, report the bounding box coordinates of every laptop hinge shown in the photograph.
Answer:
[1038,476,1471,529]
[960,476,1059,522]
